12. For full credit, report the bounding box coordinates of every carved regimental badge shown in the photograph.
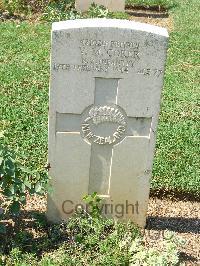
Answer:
[81,104,128,145]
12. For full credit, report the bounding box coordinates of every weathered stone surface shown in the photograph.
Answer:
[75,0,125,12]
[47,19,168,227]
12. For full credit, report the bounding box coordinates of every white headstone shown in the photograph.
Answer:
[75,0,125,12]
[47,19,168,227]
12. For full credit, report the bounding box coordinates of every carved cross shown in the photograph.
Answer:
[56,78,151,197]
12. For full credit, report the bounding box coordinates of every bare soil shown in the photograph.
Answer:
[127,10,174,32]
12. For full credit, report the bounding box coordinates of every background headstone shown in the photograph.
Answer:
[75,0,125,12]
[47,19,168,227]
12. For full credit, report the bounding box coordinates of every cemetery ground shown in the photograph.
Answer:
[0,0,199,265]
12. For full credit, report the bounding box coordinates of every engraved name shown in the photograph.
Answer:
[53,38,141,74]
[79,38,140,74]
[53,38,164,76]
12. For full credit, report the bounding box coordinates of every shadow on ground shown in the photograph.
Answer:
[0,210,68,256]
[146,216,200,234]
[126,10,168,18]
[146,211,200,263]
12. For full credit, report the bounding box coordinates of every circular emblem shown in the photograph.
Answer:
[81,104,128,145]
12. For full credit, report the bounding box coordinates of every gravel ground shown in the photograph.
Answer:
[20,194,200,265]
[146,197,200,265]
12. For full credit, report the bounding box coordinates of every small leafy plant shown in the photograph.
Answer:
[129,231,183,265]
[87,3,111,18]
[41,0,80,22]
[0,132,49,215]
[83,191,102,218]
[41,2,114,22]
[8,215,182,265]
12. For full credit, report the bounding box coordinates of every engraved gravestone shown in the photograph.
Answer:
[75,0,125,12]
[47,19,168,227]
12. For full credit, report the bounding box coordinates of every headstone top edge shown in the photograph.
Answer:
[52,19,169,38]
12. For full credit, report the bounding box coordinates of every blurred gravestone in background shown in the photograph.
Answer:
[75,0,125,12]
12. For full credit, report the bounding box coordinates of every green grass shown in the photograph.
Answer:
[0,22,50,171]
[152,0,200,195]
[0,0,199,195]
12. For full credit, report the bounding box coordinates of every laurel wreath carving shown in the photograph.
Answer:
[88,106,126,126]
